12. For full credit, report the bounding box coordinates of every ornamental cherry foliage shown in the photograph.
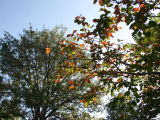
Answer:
[62,0,160,119]
[93,0,160,41]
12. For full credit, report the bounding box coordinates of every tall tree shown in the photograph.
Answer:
[63,0,160,119]
[0,26,101,119]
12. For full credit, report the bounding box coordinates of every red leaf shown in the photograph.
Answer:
[55,80,59,83]
[68,81,73,84]
[61,52,65,55]
[110,58,115,62]
[67,34,71,37]
[93,19,99,22]
[86,79,90,83]
[75,16,80,19]
[82,17,86,20]
[75,82,80,86]
[99,0,102,6]
[137,0,141,3]
[59,41,63,44]
[73,30,77,33]
[117,15,122,23]
[114,6,120,15]
[122,0,126,4]
[102,42,109,46]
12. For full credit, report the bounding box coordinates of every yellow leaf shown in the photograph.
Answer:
[73,37,76,41]
[145,29,149,32]
[72,52,76,55]
[125,53,129,57]
[84,102,88,108]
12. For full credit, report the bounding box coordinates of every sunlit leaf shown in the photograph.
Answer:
[69,85,74,89]
[99,0,102,6]
[133,8,139,12]
[84,102,88,108]
[46,48,51,55]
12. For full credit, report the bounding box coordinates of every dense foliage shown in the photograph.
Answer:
[0,26,103,119]
[64,0,160,119]
[0,0,160,119]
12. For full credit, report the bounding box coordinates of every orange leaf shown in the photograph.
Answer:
[65,61,68,65]
[99,0,102,6]
[94,73,97,76]
[69,85,74,89]
[46,48,51,55]
[124,16,126,22]
[89,73,93,78]
[119,27,122,29]
[76,67,79,71]
[110,59,115,62]
[102,42,109,46]
[55,80,59,83]
[79,44,85,48]
[140,4,145,9]
[80,100,83,103]
[78,33,84,38]
[108,32,114,37]
[134,8,139,12]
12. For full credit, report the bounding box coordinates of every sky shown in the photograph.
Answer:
[0,0,134,43]
[0,0,100,36]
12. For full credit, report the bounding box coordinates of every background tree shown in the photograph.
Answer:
[0,26,102,119]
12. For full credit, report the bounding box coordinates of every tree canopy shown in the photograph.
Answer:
[0,26,103,119]
[0,0,160,119]
[63,0,160,119]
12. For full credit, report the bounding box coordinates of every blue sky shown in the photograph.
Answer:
[0,0,100,36]
[0,0,134,43]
